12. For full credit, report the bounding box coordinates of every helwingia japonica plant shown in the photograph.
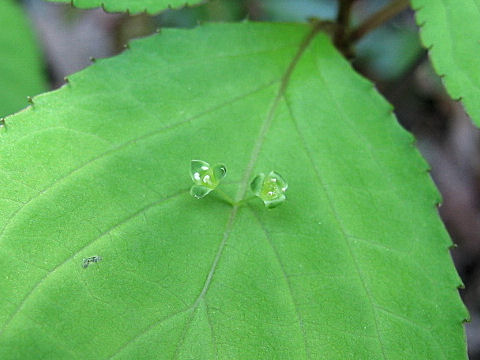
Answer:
[0,0,474,358]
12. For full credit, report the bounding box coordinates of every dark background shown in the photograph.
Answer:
[15,0,480,357]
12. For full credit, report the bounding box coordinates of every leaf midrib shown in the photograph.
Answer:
[195,22,325,306]
[107,23,324,359]
[169,23,325,359]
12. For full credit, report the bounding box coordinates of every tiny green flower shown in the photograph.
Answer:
[250,171,288,208]
[190,160,227,199]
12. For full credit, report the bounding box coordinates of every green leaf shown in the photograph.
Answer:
[46,0,206,15]
[0,0,46,117]
[411,0,480,125]
[0,23,467,358]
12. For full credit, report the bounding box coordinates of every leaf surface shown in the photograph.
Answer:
[411,0,480,125]
[0,23,467,359]
[0,0,46,117]
[46,0,205,14]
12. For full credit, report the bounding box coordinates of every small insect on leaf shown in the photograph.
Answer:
[250,171,288,208]
[190,160,227,199]
[82,256,102,268]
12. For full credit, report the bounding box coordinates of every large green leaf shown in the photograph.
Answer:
[411,0,480,125]
[0,0,46,117]
[0,23,467,358]
[46,0,205,14]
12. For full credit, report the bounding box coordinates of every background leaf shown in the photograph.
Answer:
[0,0,46,117]
[411,0,480,126]
[46,0,206,15]
[0,23,467,358]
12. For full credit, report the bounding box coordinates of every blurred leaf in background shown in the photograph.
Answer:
[157,0,247,28]
[46,0,205,14]
[0,0,46,117]
[255,0,337,22]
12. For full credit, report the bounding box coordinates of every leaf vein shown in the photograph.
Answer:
[284,96,388,359]
[248,207,309,359]
[170,23,325,357]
